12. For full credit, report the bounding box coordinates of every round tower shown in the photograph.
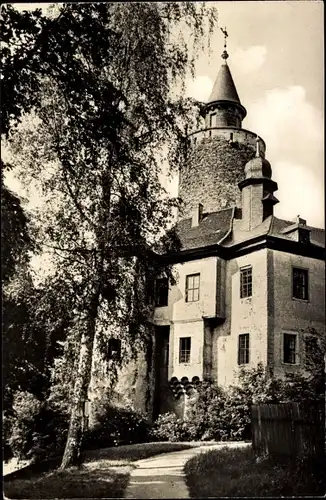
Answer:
[179,42,266,218]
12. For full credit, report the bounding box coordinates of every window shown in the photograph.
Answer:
[238,334,250,365]
[240,266,252,298]
[108,339,121,361]
[185,273,200,302]
[155,278,169,307]
[209,113,216,128]
[292,268,309,300]
[179,337,191,363]
[283,333,297,364]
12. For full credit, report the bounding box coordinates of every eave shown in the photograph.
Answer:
[157,234,325,264]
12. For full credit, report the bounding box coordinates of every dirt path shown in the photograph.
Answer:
[124,442,249,499]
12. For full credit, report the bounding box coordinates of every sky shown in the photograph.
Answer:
[6,1,325,228]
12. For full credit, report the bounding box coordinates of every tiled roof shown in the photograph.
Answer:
[177,210,325,252]
[269,217,325,247]
[177,207,233,250]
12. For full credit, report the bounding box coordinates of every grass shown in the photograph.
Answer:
[4,441,202,499]
[82,440,212,464]
[184,445,326,497]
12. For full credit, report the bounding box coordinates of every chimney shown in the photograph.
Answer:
[191,203,204,228]
[294,215,307,226]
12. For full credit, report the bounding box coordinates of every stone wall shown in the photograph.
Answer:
[179,135,257,218]
[88,338,156,424]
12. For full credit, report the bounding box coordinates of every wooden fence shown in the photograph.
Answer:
[251,402,325,459]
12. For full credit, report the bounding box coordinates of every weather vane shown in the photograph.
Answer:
[220,26,229,61]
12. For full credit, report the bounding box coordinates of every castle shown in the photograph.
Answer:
[90,42,325,422]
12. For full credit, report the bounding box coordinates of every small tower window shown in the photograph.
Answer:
[209,113,216,128]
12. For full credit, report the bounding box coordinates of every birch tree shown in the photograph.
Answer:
[3,2,218,467]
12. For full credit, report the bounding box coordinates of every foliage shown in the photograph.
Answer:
[1,179,34,283]
[150,412,193,442]
[3,270,75,433]
[158,363,326,443]
[183,366,281,442]
[83,404,151,450]
[302,327,325,397]
[0,4,45,137]
[185,383,229,441]
[8,391,69,462]
[2,2,218,468]
[1,4,55,449]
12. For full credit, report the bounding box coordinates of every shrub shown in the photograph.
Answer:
[82,404,151,450]
[8,391,69,462]
[186,383,230,441]
[3,412,14,462]
[186,363,325,442]
[150,412,193,442]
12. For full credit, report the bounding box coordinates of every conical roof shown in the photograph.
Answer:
[208,63,241,105]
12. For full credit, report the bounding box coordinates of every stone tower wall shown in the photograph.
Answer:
[179,130,265,218]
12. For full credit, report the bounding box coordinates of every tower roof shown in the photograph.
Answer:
[208,62,241,105]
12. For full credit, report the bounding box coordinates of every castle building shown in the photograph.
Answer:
[150,44,325,418]
[89,42,325,422]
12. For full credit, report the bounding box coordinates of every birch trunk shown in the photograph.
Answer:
[60,292,99,469]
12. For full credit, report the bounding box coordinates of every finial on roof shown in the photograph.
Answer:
[296,214,300,223]
[255,135,260,157]
[220,26,229,61]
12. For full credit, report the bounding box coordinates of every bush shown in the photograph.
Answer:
[8,391,69,462]
[82,404,151,450]
[150,412,193,442]
[181,363,325,443]
[186,383,230,441]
